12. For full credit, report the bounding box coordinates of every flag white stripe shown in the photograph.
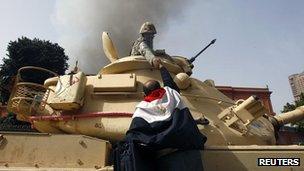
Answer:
[133,87,186,123]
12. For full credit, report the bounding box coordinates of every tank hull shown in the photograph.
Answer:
[0,132,111,170]
[31,113,133,141]
[203,145,304,171]
[7,57,277,146]
[0,132,303,171]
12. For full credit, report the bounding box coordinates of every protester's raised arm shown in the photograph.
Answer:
[151,57,180,92]
[160,66,180,93]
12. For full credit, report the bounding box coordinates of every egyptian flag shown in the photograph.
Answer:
[127,86,207,150]
[114,86,206,171]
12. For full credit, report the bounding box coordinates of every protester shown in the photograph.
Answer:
[114,58,207,171]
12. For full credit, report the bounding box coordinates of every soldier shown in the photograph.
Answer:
[130,22,157,65]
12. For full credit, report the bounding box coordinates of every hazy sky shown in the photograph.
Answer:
[0,0,303,113]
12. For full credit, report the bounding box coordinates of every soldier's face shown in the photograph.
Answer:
[143,33,154,40]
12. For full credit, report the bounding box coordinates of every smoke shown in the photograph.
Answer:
[52,0,192,74]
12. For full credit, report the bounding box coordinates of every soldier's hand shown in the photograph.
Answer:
[152,57,162,69]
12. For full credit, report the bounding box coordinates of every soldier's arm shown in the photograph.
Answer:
[139,42,155,64]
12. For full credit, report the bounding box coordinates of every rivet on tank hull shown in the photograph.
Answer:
[95,165,102,169]
[79,140,87,148]
[77,159,84,165]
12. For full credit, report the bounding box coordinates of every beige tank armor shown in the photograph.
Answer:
[2,30,304,171]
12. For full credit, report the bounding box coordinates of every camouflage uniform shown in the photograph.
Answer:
[130,22,157,64]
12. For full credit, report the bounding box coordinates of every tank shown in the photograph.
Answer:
[1,32,304,171]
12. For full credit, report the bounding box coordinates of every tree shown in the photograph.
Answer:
[282,102,296,113]
[282,93,304,131]
[0,37,69,132]
[0,37,69,103]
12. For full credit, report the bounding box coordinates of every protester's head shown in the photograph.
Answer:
[143,80,161,96]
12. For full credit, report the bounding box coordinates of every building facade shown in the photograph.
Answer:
[289,71,304,101]
[216,86,275,115]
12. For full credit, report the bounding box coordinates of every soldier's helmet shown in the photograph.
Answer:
[139,22,157,34]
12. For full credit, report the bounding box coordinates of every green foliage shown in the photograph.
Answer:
[282,102,296,113]
[0,37,69,103]
[282,93,304,131]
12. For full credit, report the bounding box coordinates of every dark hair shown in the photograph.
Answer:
[143,80,161,96]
